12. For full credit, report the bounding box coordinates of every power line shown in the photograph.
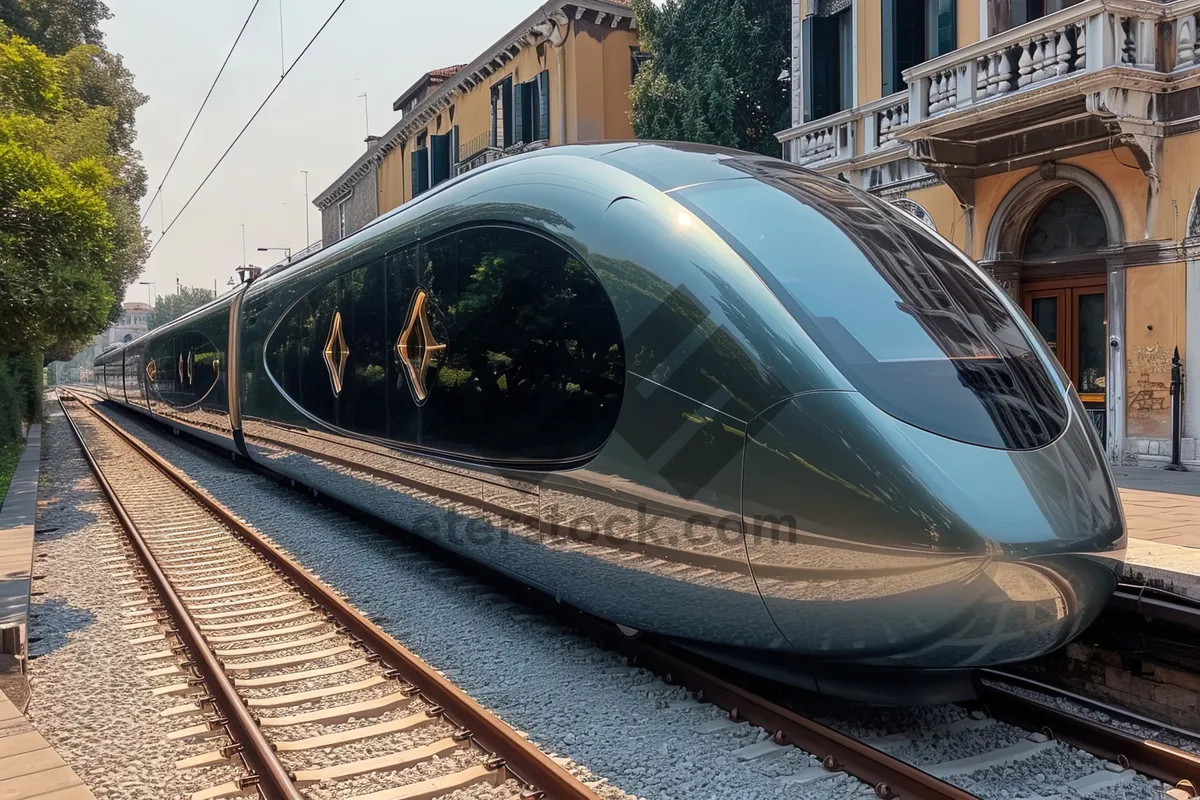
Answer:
[140,0,262,226]
[148,0,350,258]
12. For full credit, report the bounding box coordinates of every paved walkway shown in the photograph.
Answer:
[1114,467,1200,548]
[0,425,40,668]
[0,694,93,799]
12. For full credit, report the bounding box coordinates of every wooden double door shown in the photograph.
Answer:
[1021,276,1107,440]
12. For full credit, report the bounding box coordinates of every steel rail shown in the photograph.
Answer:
[601,635,982,800]
[58,393,303,800]
[63,390,600,800]
[977,677,1200,791]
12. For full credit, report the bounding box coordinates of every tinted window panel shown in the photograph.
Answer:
[677,178,1068,450]
[415,226,623,463]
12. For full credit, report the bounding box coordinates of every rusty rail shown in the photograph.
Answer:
[61,390,599,800]
[978,673,1200,792]
[600,633,981,800]
[59,393,302,800]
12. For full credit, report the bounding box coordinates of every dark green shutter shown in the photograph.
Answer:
[537,71,550,140]
[451,124,459,168]
[430,135,450,186]
[513,81,528,144]
[936,0,956,57]
[412,148,429,196]
[882,0,924,94]
[502,78,514,147]
[802,15,840,122]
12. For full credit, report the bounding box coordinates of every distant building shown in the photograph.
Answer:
[55,301,151,382]
[315,0,638,244]
[103,302,150,347]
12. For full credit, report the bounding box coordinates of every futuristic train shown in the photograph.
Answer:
[88,142,1127,703]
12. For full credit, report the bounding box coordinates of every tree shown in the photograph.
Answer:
[628,0,790,157]
[0,0,110,56]
[0,20,149,358]
[148,287,216,330]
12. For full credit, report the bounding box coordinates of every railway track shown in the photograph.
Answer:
[59,388,1200,800]
[59,391,600,800]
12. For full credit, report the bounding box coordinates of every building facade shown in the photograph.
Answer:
[315,0,638,241]
[780,0,1200,468]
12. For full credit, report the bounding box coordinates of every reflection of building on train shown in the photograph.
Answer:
[779,0,1200,467]
[85,142,1126,704]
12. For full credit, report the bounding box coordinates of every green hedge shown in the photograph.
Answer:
[0,352,42,446]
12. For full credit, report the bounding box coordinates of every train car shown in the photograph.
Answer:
[95,142,1126,703]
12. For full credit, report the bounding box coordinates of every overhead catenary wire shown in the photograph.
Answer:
[148,0,350,259]
[140,0,262,227]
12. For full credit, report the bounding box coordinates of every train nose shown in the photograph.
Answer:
[741,391,1125,668]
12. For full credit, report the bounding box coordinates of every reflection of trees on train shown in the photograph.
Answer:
[148,329,223,411]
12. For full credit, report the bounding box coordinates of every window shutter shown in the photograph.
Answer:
[513,81,528,145]
[452,124,460,170]
[882,1,924,94]
[502,78,514,147]
[430,135,451,186]
[936,0,956,57]
[412,148,429,196]
[490,88,499,146]
[802,15,840,122]
[538,70,550,141]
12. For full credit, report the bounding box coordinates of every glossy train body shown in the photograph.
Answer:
[90,142,1126,703]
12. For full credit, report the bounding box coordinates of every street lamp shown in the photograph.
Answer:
[138,281,155,309]
[301,170,310,249]
[257,246,292,263]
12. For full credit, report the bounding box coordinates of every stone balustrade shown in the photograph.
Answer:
[778,0,1200,170]
[904,0,1176,125]
[788,116,855,167]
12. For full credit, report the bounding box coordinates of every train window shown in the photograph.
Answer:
[676,178,1068,450]
[414,225,624,464]
[334,262,388,437]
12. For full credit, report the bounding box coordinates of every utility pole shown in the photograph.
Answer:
[278,0,285,78]
[301,170,310,249]
[359,93,369,138]
[242,224,247,268]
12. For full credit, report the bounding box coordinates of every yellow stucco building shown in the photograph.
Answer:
[779,0,1200,467]
[315,0,637,239]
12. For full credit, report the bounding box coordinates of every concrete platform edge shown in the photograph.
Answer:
[0,424,41,676]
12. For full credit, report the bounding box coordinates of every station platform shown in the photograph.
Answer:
[1114,466,1200,600]
[0,424,40,674]
[0,694,93,799]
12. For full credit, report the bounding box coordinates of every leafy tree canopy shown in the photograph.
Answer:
[148,287,216,330]
[629,0,790,157]
[0,21,148,356]
[0,0,110,56]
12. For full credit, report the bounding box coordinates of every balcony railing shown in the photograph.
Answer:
[778,0,1200,171]
[905,0,1200,124]
[455,135,550,176]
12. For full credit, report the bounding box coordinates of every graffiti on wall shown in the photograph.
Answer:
[1127,344,1173,436]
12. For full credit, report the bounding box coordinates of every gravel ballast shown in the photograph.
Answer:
[28,405,243,799]
[82,401,1175,800]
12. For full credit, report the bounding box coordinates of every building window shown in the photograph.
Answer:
[802,9,853,122]
[988,0,1082,37]
[513,70,550,145]
[490,76,514,148]
[881,0,956,95]
[630,47,650,84]
[1022,187,1108,260]
[337,199,347,239]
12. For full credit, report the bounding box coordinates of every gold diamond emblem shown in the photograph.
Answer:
[396,288,446,404]
[146,359,157,382]
[323,310,350,396]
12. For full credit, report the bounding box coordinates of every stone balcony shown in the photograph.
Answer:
[778,0,1200,200]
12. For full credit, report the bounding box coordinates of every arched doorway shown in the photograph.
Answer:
[1017,186,1111,444]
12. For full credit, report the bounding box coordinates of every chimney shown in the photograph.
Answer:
[365,134,381,149]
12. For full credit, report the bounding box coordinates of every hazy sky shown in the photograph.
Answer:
[103,0,550,304]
